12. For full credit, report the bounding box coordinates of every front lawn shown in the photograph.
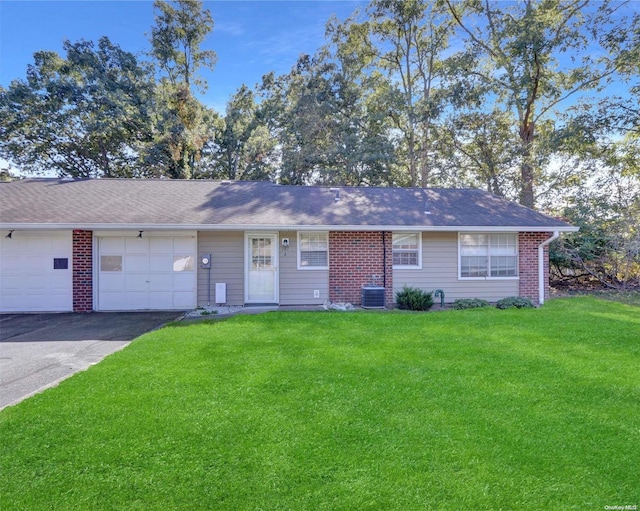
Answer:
[1,297,638,510]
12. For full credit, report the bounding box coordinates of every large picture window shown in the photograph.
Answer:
[459,233,517,278]
[298,232,328,269]
[392,233,421,269]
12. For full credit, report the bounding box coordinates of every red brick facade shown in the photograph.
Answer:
[328,230,553,308]
[72,230,93,312]
[519,232,553,306]
[329,231,394,306]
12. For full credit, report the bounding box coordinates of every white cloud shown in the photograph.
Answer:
[214,20,246,37]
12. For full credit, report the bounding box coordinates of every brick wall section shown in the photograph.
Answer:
[73,230,93,312]
[329,231,394,307]
[519,232,553,306]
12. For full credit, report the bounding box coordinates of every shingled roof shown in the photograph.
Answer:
[0,178,576,232]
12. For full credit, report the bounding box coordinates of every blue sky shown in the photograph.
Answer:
[1,1,636,115]
[0,0,366,112]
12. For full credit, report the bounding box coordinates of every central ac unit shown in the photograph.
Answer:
[361,286,385,308]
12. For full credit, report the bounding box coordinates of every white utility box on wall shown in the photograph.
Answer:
[215,283,227,304]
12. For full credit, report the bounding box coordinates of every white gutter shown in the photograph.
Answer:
[538,231,560,305]
[0,223,580,233]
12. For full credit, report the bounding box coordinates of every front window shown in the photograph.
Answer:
[393,233,421,268]
[459,233,517,278]
[298,232,328,269]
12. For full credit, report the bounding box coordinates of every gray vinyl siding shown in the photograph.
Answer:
[393,232,518,303]
[198,230,328,306]
[279,231,328,305]
[197,231,244,306]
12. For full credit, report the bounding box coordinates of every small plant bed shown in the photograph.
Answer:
[451,298,492,310]
[1,298,638,510]
[187,305,243,317]
[496,296,535,309]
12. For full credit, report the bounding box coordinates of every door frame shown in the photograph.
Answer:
[244,232,279,304]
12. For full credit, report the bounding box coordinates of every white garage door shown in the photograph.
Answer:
[97,236,196,311]
[0,231,73,312]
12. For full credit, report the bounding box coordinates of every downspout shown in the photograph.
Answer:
[538,231,560,305]
[382,231,387,290]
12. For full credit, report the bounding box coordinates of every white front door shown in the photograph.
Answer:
[246,234,278,303]
[0,231,72,312]
[97,235,196,310]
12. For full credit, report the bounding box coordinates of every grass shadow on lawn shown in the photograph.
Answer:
[0,297,638,510]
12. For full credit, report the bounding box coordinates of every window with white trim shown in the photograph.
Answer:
[298,232,328,269]
[459,233,518,278]
[392,232,421,268]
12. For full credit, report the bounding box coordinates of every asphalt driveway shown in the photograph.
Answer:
[0,312,183,410]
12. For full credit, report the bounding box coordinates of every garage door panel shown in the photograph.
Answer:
[100,237,124,252]
[2,256,21,271]
[51,274,71,291]
[50,237,70,252]
[1,241,20,255]
[27,275,48,290]
[30,295,47,309]
[99,273,123,291]
[27,237,49,251]
[1,276,21,292]
[149,254,172,272]
[26,256,49,271]
[2,295,30,309]
[125,291,148,310]
[125,273,148,291]
[149,292,172,309]
[150,237,173,252]
[149,273,172,291]
[125,238,149,253]
[126,254,148,272]
[173,291,195,308]
[173,272,195,291]
[99,292,123,310]
[173,238,195,252]
[48,293,72,309]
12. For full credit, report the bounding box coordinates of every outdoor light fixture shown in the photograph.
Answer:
[5,230,13,239]
[137,230,143,238]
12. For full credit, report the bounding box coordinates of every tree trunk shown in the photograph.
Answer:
[519,121,535,209]
[408,131,418,187]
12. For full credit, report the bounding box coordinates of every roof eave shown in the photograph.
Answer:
[0,222,579,233]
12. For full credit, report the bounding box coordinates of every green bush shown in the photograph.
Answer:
[496,296,535,309]
[396,286,434,311]
[452,298,491,310]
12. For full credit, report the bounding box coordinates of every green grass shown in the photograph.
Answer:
[1,297,639,510]
[552,287,640,307]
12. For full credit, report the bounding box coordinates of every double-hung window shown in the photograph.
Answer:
[459,233,517,278]
[392,233,421,269]
[298,232,328,269]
